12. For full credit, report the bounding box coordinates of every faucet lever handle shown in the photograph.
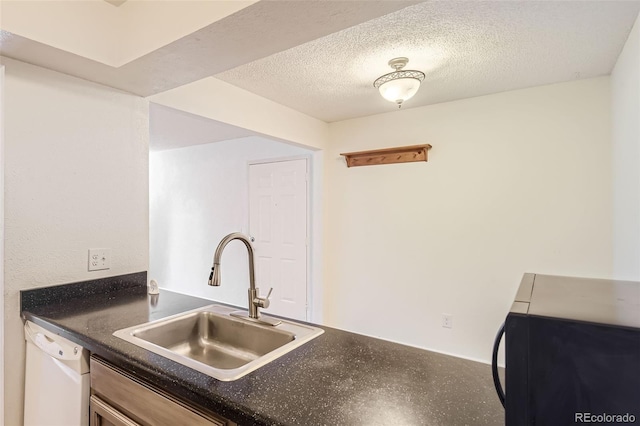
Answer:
[255,287,274,309]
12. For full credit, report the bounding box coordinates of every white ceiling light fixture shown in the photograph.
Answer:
[373,57,425,108]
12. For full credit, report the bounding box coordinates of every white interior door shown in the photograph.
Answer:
[249,158,308,321]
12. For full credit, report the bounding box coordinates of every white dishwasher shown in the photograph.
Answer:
[23,320,90,426]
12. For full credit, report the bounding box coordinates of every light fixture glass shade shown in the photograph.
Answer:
[373,58,425,107]
[378,78,421,105]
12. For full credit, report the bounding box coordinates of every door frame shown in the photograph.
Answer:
[246,154,312,321]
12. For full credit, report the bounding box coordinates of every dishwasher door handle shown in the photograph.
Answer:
[25,321,82,361]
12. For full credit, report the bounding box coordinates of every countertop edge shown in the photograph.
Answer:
[21,310,278,426]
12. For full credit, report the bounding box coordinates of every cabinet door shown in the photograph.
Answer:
[90,396,140,426]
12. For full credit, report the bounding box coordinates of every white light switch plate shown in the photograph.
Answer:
[88,248,111,271]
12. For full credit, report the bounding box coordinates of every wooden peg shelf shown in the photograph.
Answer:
[340,144,432,168]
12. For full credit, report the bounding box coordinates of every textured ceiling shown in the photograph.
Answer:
[150,104,256,151]
[217,1,640,122]
[0,1,417,96]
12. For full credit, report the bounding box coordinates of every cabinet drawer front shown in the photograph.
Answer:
[91,396,140,426]
[90,357,229,426]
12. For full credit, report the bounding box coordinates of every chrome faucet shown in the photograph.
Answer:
[208,232,281,326]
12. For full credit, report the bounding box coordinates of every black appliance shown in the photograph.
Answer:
[492,273,640,425]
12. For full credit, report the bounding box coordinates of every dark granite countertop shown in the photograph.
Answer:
[21,273,504,426]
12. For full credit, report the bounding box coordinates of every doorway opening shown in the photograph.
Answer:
[148,105,322,322]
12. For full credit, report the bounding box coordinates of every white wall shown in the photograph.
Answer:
[2,57,149,426]
[611,14,640,280]
[1,0,119,65]
[150,137,313,311]
[0,63,5,424]
[324,77,613,363]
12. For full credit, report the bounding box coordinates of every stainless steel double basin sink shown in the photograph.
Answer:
[114,304,324,381]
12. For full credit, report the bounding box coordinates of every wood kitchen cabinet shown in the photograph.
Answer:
[90,356,235,426]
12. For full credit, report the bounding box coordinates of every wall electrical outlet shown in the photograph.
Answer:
[442,314,453,329]
[88,248,111,271]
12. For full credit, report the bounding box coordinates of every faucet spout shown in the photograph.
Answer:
[208,232,253,287]
[208,232,280,325]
